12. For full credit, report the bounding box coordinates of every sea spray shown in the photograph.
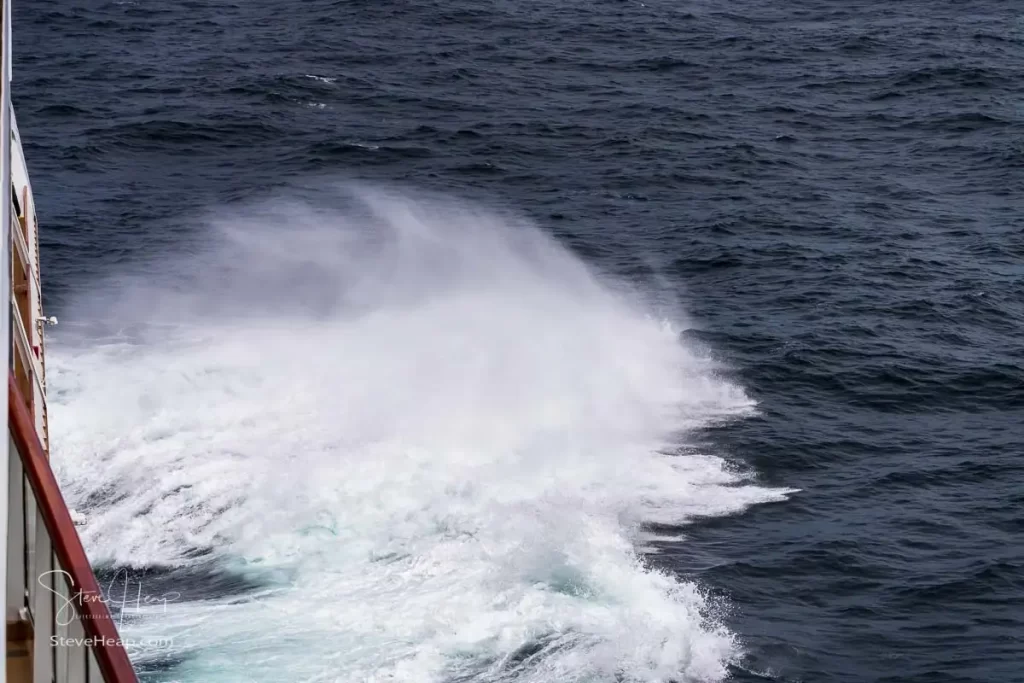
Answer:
[48,186,789,682]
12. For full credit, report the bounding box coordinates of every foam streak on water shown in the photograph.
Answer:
[49,188,787,682]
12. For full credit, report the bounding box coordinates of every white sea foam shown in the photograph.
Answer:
[304,74,337,84]
[49,186,789,682]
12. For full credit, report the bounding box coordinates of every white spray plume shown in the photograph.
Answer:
[49,186,788,683]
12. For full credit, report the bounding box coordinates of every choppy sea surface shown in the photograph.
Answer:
[17,0,1023,682]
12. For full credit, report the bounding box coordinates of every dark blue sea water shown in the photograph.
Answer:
[18,0,1024,682]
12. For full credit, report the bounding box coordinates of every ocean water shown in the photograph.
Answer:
[17,0,1024,682]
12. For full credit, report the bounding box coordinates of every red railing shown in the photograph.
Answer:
[8,373,139,683]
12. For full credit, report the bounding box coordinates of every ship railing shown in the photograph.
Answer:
[9,193,48,448]
[10,198,38,296]
[6,374,139,682]
[10,293,46,437]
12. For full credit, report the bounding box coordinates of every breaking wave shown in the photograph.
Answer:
[48,186,788,682]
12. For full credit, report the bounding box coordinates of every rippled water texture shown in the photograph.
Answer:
[18,0,1024,681]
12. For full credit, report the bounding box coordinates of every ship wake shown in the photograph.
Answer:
[48,186,788,682]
